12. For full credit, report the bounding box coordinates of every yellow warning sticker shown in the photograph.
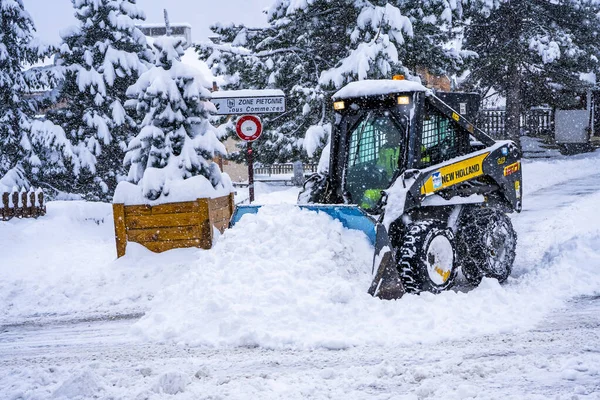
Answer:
[504,161,520,176]
[515,180,521,199]
[420,153,489,195]
[452,112,460,122]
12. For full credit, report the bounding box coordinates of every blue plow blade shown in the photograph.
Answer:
[230,204,377,245]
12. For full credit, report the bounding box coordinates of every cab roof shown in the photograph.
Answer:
[332,79,428,100]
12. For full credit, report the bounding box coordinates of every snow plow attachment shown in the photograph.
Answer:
[231,204,378,244]
[230,204,405,300]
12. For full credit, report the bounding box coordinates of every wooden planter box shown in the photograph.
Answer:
[112,193,235,258]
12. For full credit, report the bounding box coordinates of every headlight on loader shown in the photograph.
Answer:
[397,96,410,105]
[333,101,345,110]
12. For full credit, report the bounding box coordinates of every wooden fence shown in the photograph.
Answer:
[1,188,46,221]
[254,163,318,176]
[477,109,554,139]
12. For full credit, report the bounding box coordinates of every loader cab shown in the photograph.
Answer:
[330,80,428,211]
[344,109,407,210]
[330,80,481,212]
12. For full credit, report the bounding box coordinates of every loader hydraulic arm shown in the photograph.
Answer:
[427,95,496,147]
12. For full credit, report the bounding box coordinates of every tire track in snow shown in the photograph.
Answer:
[1,296,599,399]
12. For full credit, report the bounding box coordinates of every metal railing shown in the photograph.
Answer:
[477,108,554,139]
[254,163,318,176]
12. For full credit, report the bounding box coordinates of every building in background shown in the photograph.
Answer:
[415,66,451,92]
[138,23,192,44]
[218,138,249,183]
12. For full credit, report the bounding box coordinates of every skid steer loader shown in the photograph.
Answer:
[231,78,522,300]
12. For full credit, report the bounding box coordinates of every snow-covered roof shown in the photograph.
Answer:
[333,80,428,99]
[138,22,192,29]
[211,89,285,99]
[180,46,221,84]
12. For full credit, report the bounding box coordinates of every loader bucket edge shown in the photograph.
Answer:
[230,204,377,245]
[368,223,405,300]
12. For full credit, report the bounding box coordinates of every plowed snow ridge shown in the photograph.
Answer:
[135,197,600,349]
[1,151,599,346]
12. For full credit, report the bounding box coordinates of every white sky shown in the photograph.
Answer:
[25,0,273,43]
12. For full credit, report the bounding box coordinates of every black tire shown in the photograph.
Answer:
[396,220,458,294]
[456,207,517,285]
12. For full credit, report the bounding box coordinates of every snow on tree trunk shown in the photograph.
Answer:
[114,36,232,205]
[506,63,522,147]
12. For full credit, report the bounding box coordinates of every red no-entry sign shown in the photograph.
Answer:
[235,115,262,141]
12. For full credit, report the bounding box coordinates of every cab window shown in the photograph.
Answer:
[345,112,404,210]
[419,107,463,167]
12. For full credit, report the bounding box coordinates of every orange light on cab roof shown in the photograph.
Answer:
[392,75,405,81]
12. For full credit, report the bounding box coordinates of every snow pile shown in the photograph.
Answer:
[0,182,299,324]
[0,202,206,323]
[134,201,600,350]
[52,369,106,399]
[152,371,190,395]
[133,205,374,349]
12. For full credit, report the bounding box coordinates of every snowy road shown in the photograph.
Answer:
[1,154,600,399]
[512,170,600,275]
[1,296,599,399]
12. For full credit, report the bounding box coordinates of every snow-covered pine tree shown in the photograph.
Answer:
[0,0,72,189]
[197,1,413,165]
[47,0,153,201]
[461,0,600,145]
[120,36,230,202]
[398,0,466,76]
[198,0,465,165]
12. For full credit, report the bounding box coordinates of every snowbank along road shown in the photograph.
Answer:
[1,151,600,399]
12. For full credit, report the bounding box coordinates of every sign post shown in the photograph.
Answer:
[247,143,255,203]
[235,115,263,203]
[211,90,286,204]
